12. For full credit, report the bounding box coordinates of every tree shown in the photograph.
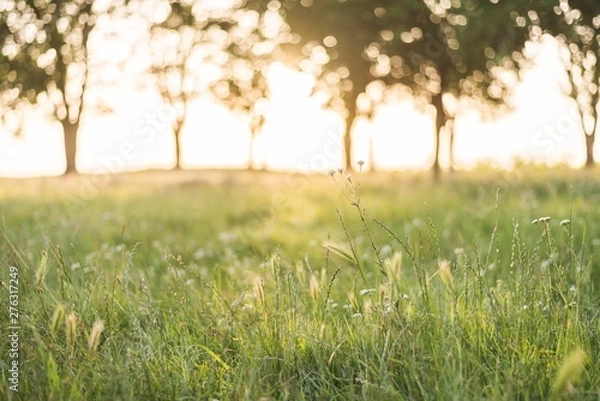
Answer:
[146,2,205,170]
[538,0,599,168]
[0,0,125,174]
[148,1,281,170]
[250,0,535,176]
[373,1,540,178]
[210,7,279,171]
[248,0,383,171]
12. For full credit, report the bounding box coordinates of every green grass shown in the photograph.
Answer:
[0,168,599,400]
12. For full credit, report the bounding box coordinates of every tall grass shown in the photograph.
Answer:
[0,170,598,400]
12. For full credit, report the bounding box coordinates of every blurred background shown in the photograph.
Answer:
[0,0,598,178]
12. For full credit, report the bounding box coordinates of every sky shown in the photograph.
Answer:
[0,27,595,178]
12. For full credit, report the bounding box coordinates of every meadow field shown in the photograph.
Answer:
[1,168,599,400]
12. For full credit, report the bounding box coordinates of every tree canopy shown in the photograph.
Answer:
[2,0,597,174]
[0,0,127,174]
[148,0,284,169]
[247,0,541,175]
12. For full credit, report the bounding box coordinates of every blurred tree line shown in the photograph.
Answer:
[0,0,598,176]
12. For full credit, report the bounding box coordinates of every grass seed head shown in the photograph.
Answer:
[384,251,402,285]
[35,250,49,288]
[65,310,79,347]
[438,259,453,290]
[309,274,319,302]
[88,319,105,352]
[347,291,359,310]
[50,304,65,337]
[322,240,357,265]
[252,275,265,306]
[550,347,587,400]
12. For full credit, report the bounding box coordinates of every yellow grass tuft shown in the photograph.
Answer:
[252,275,265,306]
[35,250,49,288]
[88,319,105,352]
[322,239,357,265]
[437,259,454,290]
[550,347,587,400]
[50,304,65,337]
[309,274,319,302]
[65,310,79,348]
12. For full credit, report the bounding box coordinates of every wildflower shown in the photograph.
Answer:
[453,247,465,255]
[532,216,551,225]
[359,288,376,296]
[559,219,570,227]
[379,245,392,258]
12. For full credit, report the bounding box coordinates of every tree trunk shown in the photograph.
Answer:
[173,131,182,170]
[448,117,455,172]
[367,130,376,172]
[431,91,445,180]
[61,120,79,175]
[173,121,183,170]
[585,132,595,168]
[582,102,597,169]
[584,101,598,168]
[344,91,360,172]
[248,132,255,171]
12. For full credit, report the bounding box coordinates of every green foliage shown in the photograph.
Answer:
[0,0,128,173]
[0,0,99,114]
[150,1,286,169]
[247,0,545,173]
[0,170,599,399]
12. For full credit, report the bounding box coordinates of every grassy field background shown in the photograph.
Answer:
[1,168,599,400]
